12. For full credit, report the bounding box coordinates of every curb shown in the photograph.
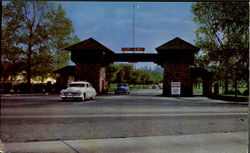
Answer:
[2,132,248,153]
[1,93,55,97]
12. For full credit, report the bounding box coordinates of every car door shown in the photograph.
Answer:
[85,83,90,98]
[89,84,95,97]
[81,83,87,97]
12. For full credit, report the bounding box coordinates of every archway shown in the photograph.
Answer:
[193,77,203,96]
[57,37,211,96]
[190,67,213,96]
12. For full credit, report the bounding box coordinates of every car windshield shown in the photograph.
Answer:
[69,84,85,87]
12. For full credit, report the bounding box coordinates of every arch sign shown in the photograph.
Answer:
[121,48,145,53]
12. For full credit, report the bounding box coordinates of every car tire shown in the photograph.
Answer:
[81,93,86,102]
[61,98,66,102]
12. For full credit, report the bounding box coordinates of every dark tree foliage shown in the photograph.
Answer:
[106,63,163,85]
[192,2,249,96]
[2,2,79,92]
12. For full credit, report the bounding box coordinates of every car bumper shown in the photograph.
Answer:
[114,90,129,94]
[60,95,83,99]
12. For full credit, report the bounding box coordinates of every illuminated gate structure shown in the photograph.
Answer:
[55,37,212,96]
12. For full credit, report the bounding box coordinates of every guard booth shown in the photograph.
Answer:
[65,38,115,94]
[156,37,200,96]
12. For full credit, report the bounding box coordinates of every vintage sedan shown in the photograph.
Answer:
[60,81,96,101]
[114,83,130,95]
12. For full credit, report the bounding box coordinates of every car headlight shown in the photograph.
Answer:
[60,90,65,95]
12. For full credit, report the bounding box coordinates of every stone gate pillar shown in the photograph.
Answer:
[75,63,107,94]
[156,37,200,96]
[65,38,114,94]
[163,61,192,96]
[203,75,212,96]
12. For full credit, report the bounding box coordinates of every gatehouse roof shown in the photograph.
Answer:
[53,65,75,74]
[65,38,115,54]
[156,37,199,53]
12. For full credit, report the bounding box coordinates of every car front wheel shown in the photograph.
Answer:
[81,93,86,102]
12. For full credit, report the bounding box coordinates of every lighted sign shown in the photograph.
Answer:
[121,48,145,51]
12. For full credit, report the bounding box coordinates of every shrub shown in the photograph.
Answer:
[33,84,44,93]
[242,89,249,96]
[4,82,11,93]
[19,83,28,93]
[46,81,52,93]
[228,89,241,95]
[13,85,19,93]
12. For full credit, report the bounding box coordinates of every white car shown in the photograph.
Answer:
[60,81,96,101]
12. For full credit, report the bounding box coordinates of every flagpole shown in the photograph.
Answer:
[133,4,135,53]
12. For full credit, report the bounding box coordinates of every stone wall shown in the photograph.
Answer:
[163,61,192,96]
[75,63,107,94]
[99,67,108,94]
[203,77,212,96]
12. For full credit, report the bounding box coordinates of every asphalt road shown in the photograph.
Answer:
[1,89,248,143]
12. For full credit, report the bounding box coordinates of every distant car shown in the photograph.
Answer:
[158,83,163,89]
[114,83,130,95]
[60,81,96,101]
[152,84,160,90]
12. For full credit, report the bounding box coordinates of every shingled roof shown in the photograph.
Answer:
[156,37,199,53]
[53,65,75,74]
[65,38,114,54]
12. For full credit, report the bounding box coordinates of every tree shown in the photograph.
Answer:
[153,65,164,74]
[150,71,163,84]
[121,64,134,83]
[2,1,53,91]
[2,2,79,92]
[106,64,119,83]
[191,2,249,96]
[105,63,163,85]
[48,4,80,71]
[130,69,141,84]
